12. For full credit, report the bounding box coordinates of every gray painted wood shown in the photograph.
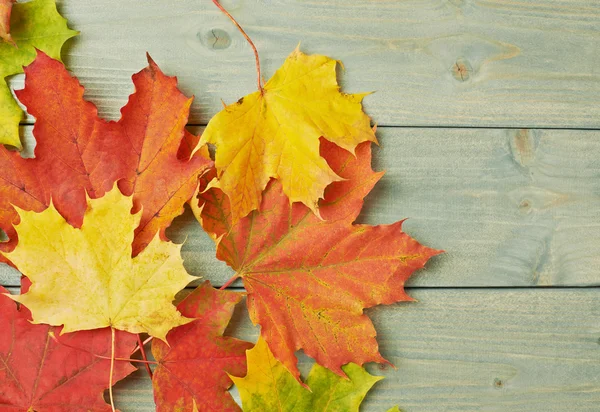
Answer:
[6,287,598,411]
[7,0,600,128]
[3,126,599,287]
[3,2,600,411]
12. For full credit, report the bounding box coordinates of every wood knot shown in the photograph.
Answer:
[198,28,231,50]
[518,199,532,213]
[510,129,537,167]
[451,58,472,82]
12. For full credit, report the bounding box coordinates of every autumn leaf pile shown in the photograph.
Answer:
[0,1,441,411]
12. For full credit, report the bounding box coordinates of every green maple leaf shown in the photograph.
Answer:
[232,337,383,412]
[0,0,76,148]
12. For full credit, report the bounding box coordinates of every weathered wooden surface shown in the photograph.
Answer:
[7,0,600,128]
[3,126,599,287]
[2,1,600,411]
[7,287,598,411]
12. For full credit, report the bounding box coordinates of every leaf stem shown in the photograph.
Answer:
[211,0,263,94]
[132,336,153,355]
[137,334,153,379]
[109,327,116,412]
[49,330,157,364]
[97,356,157,365]
[220,274,239,290]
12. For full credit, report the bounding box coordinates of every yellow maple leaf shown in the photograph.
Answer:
[4,186,197,341]
[198,47,377,221]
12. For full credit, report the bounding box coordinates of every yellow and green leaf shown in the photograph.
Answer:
[0,0,76,148]
[232,337,383,412]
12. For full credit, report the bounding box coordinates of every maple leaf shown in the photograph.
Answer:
[190,167,230,242]
[114,55,213,255]
[4,186,197,340]
[198,47,377,222]
[192,137,383,242]
[0,0,76,149]
[0,51,212,261]
[0,0,15,45]
[232,337,382,412]
[0,284,137,411]
[0,146,46,265]
[152,281,253,411]
[193,140,442,381]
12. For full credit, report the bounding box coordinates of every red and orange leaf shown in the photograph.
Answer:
[0,284,137,411]
[190,167,231,241]
[0,52,211,260]
[152,281,253,411]
[192,138,382,243]
[193,141,442,381]
[15,52,124,228]
[0,149,47,264]
[0,0,15,45]
[115,55,212,255]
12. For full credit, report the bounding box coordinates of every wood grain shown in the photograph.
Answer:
[2,126,599,287]
[7,0,600,128]
[6,287,598,411]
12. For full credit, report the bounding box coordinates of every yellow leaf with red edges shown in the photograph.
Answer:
[198,47,376,222]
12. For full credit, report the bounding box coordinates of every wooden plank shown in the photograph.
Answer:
[2,126,600,287]
[6,287,598,411]
[7,0,600,128]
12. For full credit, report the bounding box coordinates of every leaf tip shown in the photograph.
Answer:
[145,52,157,68]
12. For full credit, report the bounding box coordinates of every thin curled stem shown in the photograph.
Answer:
[211,0,263,94]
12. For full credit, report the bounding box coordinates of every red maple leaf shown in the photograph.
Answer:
[0,51,211,262]
[194,139,442,381]
[152,281,253,411]
[0,283,137,411]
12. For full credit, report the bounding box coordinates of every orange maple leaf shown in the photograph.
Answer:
[0,0,15,45]
[0,52,211,262]
[193,140,442,381]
